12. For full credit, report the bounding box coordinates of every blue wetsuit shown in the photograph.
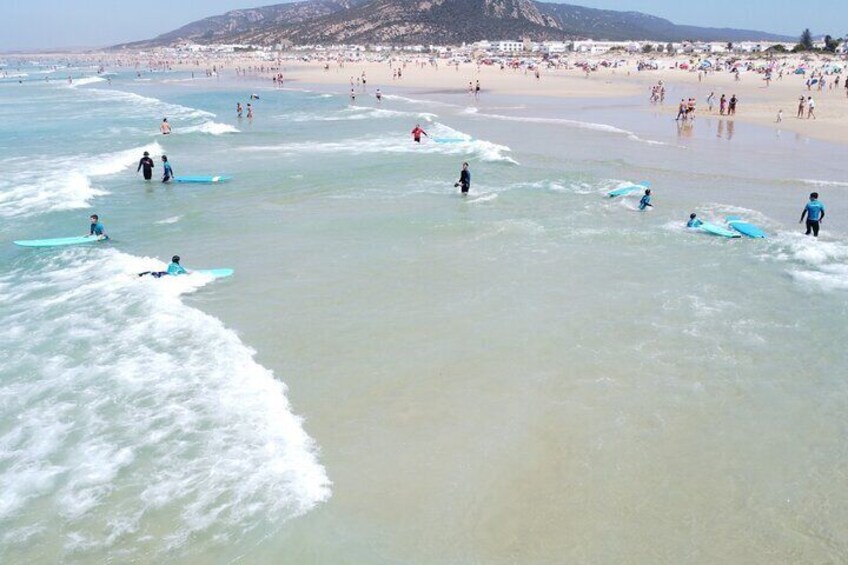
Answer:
[90,222,107,238]
[639,194,652,210]
[687,218,703,228]
[167,262,187,275]
[163,162,174,183]
[804,200,825,236]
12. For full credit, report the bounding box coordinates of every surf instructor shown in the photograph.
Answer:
[411,124,428,143]
[137,151,154,180]
[799,192,825,237]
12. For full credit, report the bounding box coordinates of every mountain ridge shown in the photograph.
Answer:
[115,0,792,49]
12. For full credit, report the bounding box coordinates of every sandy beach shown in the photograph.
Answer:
[269,57,848,144]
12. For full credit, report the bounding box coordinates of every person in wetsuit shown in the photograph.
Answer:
[138,255,188,278]
[639,189,653,210]
[687,213,703,228]
[455,162,471,195]
[161,155,174,183]
[137,151,154,180]
[88,214,108,239]
[411,124,428,143]
[799,192,826,237]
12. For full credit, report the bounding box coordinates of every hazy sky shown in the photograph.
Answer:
[1,0,846,51]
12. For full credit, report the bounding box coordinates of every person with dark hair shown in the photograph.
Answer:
[638,189,653,210]
[137,151,154,180]
[800,192,826,237]
[455,162,471,195]
[138,255,188,278]
[88,214,108,239]
[161,155,173,183]
[686,213,703,228]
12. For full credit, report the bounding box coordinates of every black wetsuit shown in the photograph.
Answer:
[458,169,471,194]
[137,157,154,180]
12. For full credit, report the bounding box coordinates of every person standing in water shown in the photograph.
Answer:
[88,214,108,239]
[639,189,653,210]
[160,118,171,135]
[411,124,428,143]
[161,155,174,183]
[375,88,382,102]
[137,151,154,180]
[237,102,243,118]
[454,162,471,195]
[799,192,825,237]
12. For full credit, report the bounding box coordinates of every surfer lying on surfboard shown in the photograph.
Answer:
[138,255,188,278]
[88,214,109,240]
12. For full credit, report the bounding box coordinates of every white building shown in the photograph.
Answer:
[495,40,523,53]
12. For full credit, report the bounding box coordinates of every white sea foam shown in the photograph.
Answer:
[155,215,182,225]
[468,111,675,146]
[77,87,215,120]
[0,141,164,218]
[239,122,517,164]
[67,76,106,88]
[177,121,239,135]
[275,106,436,123]
[767,232,848,291]
[797,179,848,188]
[0,249,330,559]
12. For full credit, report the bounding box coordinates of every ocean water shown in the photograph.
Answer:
[1,67,848,563]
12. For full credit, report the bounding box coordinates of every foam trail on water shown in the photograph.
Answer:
[468,111,675,146]
[240,122,517,164]
[176,121,239,135]
[0,141,164,218]
[0,249,331,560]
[766,232,848,292]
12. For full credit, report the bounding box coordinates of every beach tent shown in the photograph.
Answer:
[794,68,806,74]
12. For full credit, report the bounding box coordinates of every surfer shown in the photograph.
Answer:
[88,214,108,239]
[160,118,171,135]
[138,255,188,278]
[799,192,825,237]
[638,189,653,210]
[454,162,471,195]
[137,151,154,180]
[375,88,382,102]
[411,124,428,143]
[686,213,703,228]
[161,155,174,183]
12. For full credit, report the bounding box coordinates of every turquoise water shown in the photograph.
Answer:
[2,64,848,562]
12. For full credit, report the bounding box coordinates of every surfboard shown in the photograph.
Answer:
[14,235,105,248]
[726,216,767,238]
[175,176,232,183]
[698,222,741,238]
[433,138,469,144]
[607,181,650,198]
[194,268,234,278]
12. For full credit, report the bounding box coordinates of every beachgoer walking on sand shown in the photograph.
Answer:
[807,96,816,119]
[675,99,686,121]
[719,94,727,115]
[707,92,715,112]
[797,96,806,118]
[728,95,738,116]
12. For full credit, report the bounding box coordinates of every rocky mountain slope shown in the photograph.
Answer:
[117,0,790,48]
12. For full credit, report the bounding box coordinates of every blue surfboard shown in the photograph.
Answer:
[14,235,106,248]
[175,176,232,183]
[194,268,234,278]
[698,222,741,238]
[726,216,767,238]
[433,138,470,144]
[608,181,650,198]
